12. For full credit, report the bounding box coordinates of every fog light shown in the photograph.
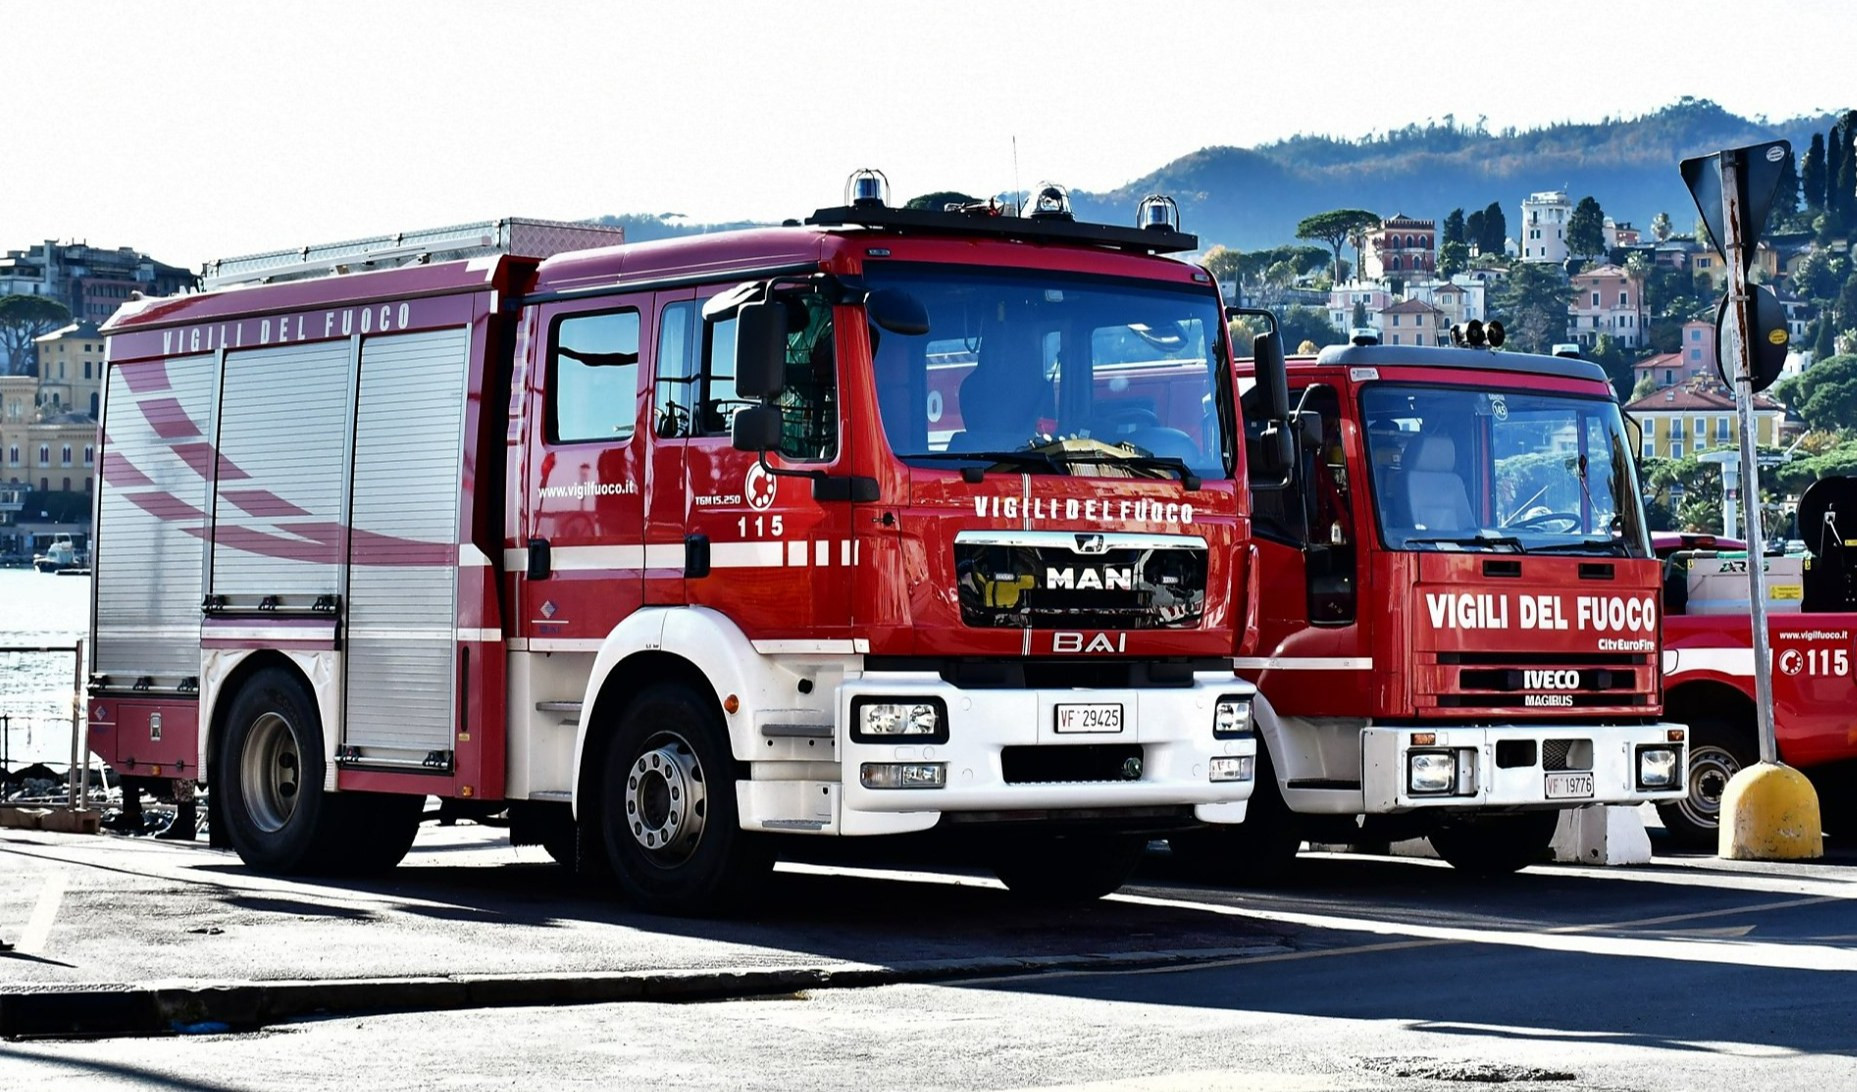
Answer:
[860,762,947,789]
[1213,696,1253,739]
[1638,747,1679,789]
[1209,755,1254,782]
[1409,752,1456,794]
[853,698,947,742]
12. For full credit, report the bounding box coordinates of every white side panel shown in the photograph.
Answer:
[212,341,351,599]
[343,328,469,755]
[92,355,215,683]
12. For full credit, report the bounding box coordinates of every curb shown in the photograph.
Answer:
[0,944,1284,1039]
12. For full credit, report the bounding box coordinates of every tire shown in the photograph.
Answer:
[990,833,1146,902]
[1655,720,1755,848]
[217,666,352,874]
[1428,810,1562,875]
[598,683,768,915]
[1165,745,1303,886]
[342,792,425,872]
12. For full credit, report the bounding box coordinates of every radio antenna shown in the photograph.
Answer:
[1012,135,1021,214]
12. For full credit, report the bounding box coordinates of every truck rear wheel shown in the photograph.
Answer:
[1428,810,1561,875]
[598,683,768,915]
[218,667,350,874]
[1655,720,1753,848]
[341,792,425,872]
[990,833,1146,902]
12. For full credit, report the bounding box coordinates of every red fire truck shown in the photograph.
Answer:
[1178,323,1687,876]
[1654,475,1857,844]
[89,185,1266,913]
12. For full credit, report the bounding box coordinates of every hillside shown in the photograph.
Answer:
[1072,98,1835,249]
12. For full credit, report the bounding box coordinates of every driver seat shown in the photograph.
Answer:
[1403,434,1473,532]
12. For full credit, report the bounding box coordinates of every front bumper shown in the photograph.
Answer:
[1361,722,1686,813]
[835,670,1255,832]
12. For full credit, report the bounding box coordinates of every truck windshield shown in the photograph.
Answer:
[863,265,1231,480]
[1361,384,1649,557]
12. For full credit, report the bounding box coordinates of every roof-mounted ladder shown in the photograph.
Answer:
[199,217,627,290]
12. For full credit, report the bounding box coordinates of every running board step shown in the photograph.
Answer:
[536,700,583,713]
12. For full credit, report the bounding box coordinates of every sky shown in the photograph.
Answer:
[7,0,1854,272]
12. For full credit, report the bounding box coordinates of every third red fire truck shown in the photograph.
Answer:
[89,180,1267,913]
[1178,322,1687,876]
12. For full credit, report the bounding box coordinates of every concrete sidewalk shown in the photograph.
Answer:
[0,824,1285,1037]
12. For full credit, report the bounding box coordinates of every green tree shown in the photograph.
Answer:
[1296,209,1379,286]
[1490,262,1574,354]
[1775,353,1857,431]
[1828,122,1849,234]
[1277,305,1343,351]
[1201,244,1243,288]
[1587,334,1635,401]
[1836,113,1857,231]
[1443,208,1466,247]
[1439,240,1469,279]
[0,295,72,376]
[1480,201,1507,256]
[1650,211,1673,242]
[1640,456,1725,534]
[904,191,979,210]
[1567,196,1607,260]
[1466,209,1486,253]
[1802,132,1828,212]
[1815,318,1837,360]
[1351,299,1368,329]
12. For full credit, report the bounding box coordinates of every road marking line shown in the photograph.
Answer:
[17,870,67,955]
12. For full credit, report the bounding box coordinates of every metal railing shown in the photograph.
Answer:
[0,640,88,812]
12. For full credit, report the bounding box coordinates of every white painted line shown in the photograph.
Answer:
[17,870,68,956]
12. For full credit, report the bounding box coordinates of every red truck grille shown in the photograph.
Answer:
[1427,651,1654,712]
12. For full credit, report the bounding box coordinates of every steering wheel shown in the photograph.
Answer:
[1508,510,1583,533]
[1101,405,1161,433]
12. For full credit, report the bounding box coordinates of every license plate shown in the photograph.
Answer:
[1545,771,1594,799]
[1055,703,1123,734]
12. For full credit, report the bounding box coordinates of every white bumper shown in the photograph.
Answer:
[826,670,1255,834]
[1360,722,1687,813]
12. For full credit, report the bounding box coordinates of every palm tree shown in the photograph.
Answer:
[1624,252,1652,348]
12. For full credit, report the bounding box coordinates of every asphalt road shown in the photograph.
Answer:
[2,820,1855,1090]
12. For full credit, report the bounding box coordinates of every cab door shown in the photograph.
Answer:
[519,296,649,643]
[675,285,852,638]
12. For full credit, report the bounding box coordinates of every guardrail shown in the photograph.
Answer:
[0,641,90,814]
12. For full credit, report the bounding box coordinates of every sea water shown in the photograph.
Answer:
[0,567,90,768]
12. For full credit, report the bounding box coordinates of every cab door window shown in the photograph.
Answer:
[697,290,839,462]
[549,309,640,442]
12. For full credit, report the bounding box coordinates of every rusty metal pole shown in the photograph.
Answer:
[1719,148,1780,766]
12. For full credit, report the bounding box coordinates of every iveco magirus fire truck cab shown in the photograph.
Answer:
[1179,326,1686,877]
[90,178,1264,913]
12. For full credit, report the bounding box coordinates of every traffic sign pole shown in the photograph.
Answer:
[1717,148,1780,766]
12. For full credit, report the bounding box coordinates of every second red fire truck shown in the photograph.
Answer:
[89,182,1268,913]
[1180,322,1687,876]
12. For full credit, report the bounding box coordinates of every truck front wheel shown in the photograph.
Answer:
[598,683,768,915]
[1428,810,1561,875]
[1655,720,1753,848]
[990,833,1146,902]
[218,667,351,873]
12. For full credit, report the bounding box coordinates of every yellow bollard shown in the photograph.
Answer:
[1719,762,1823,860]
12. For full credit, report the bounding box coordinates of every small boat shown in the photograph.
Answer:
[33,534,77,573]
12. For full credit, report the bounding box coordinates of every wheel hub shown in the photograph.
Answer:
[1679,745,1742,831]
[623,734,706,862]
[240,711,301,834]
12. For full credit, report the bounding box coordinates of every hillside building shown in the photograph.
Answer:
[1380,298,1447,346]
[1624,379,1784,460]
[1567,264,1645,349]
[1631,320,1718,391]
[1364,214,1435,281]
[1519,190,1572,264]
[0,240,192,372]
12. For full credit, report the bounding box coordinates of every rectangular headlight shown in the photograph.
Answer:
[1209,755,1255,782]
[851,697,948,743]
[1409,751,1457,794]
[1638,746,1679,789]
[1213,695,1253,739]
[860,762,947,789]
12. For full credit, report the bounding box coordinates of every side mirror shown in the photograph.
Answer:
[1252,330,1290,421]
[734,300,788,399]
[1255,422,1295,478]
[866,288,929,335]
[1293,409,1325,453]
[731,404,783,452]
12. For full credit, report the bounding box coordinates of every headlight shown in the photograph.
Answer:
[860,762,947,789]
[852,697,948,743]
[1638,746,1680,789]
[1213,695,1253,739]
[1409,752,1457,794]
[1209,755,1254,782]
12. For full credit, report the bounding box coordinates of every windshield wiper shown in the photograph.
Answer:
[1403,534,1527,553]
[903,450,1064,478]
[1529,537,1633,556]
[1043,449,1203,489]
